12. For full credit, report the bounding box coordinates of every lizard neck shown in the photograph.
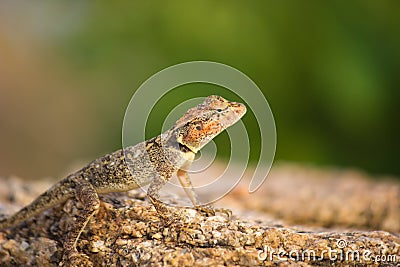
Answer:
[178,142,193,153]
[161,129,196,163]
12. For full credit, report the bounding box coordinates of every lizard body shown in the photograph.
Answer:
[0,95,246,264]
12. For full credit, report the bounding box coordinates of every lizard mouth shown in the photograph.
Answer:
[178,142,195,153]
[230,102,247,117]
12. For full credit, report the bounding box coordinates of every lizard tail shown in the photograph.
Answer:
[0,178,75,229]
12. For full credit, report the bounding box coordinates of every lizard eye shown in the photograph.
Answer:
[195,125,202,131]
[216,108,222,112]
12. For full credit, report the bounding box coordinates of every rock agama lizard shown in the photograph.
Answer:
[0,95,246,264]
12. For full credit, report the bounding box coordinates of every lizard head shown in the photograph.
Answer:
[175,95,246,153]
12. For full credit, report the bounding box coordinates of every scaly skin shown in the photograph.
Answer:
[0,95,247,264]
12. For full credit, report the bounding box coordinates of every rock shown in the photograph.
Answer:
[219,164,400,233]
[0,165,399,266]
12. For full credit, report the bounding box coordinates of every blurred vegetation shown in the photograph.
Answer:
[0,1,399,179]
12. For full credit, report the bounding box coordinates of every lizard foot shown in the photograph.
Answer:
[61,252,94,267]
[0,214,9,224]
[148,195,185,225]
[163,209,186,226]
[196,205,232,219]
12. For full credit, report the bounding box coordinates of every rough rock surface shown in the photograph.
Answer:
[0,165,399,266]
[220,164,400,233]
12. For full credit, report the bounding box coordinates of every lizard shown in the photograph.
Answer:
[0,95,247,265]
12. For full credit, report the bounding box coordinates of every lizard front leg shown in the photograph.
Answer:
[63,181,100,266]
[177,169,232,218]
[147,175,173,218]
[147,173,193,226]
[177,169,200,206]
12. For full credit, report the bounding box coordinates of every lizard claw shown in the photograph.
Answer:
[214,207,232,219]
[61,251,94,267]
[165,210,186,227]
[195,205,215,216]
[0,213,9,224]
[148,195,184,225]
[196,205,232,219]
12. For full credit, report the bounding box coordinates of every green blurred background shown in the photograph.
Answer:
[0,1,399,180]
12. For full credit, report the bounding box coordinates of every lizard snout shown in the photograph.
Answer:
[230,102,247,117]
